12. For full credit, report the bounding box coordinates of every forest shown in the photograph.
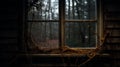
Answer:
[27,0,97,50]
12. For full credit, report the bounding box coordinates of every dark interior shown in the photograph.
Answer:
[0,0,120,67]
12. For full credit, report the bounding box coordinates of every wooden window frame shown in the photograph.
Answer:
[26,0,103,54]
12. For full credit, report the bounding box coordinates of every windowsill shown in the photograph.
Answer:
[24,47,99,56]
[19,53,110,57]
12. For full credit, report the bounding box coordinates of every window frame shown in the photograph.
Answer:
[60,0,98,49]
[26,0,103,52]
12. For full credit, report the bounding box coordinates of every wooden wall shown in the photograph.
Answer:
[0,0,24,66]
[103,0,120,66]
[0,0,119,67]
